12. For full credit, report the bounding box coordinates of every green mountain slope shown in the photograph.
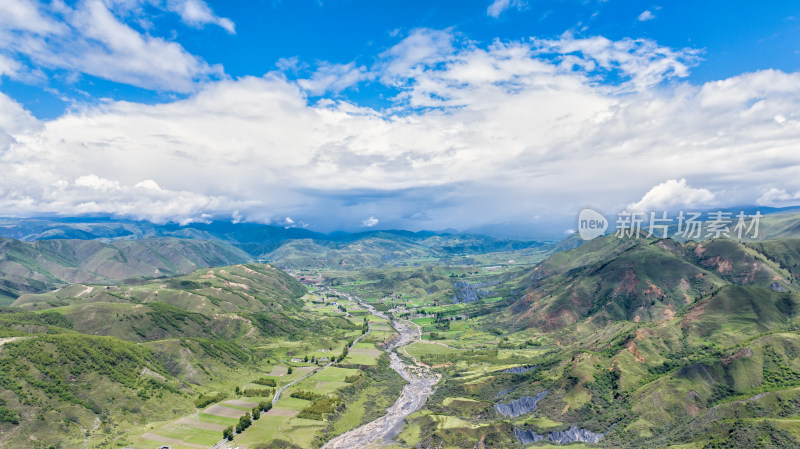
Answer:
[0,237,251,305]
[391,235,800,448]
[510,236,795,332]
[0,217,556,270]
[0,262,374,448]
[262,233,554,270]
[11,263,311,339]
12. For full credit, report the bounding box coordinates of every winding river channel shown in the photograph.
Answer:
[321,291,440,449]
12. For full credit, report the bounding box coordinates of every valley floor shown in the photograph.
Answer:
[321,292,439,449]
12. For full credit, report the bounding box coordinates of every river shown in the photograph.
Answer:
[320,291,440,449]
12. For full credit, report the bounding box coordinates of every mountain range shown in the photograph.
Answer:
[3,214,800,447]
[0,217,558,305]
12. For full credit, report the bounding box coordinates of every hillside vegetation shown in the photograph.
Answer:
[0,262,391,449]
[6,215,800,448]
[388,235,800,448]
[0,237,250,305]
[0,217,556,270]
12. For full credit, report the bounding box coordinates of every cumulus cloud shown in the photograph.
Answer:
[273,216,308,228]
[0,172,251,224]
[0,91,40,148]
[0,29,799,233]
[297,62,373,95]
[638,10,656,22]
[627,179,716,212]
[378,28,454,83]
[0,55,22,78]
[757,188,800,206]
[533,33,700,90]
[0,0,64,34]
[487,0,524,18]
[166,0,235,33]
[0,0,225,92]
[361,216,379,227]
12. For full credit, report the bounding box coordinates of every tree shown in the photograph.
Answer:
[235,412,252,433]
[223,426,234,441]
[235,386,241,396]
[252,406,261,420]
[287,367,293,374]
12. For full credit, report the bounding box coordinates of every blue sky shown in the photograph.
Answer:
[7,0,800,118]
[1,0,800,237]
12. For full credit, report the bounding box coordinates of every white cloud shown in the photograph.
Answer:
[274,216,306,228]
[0,0,65,34]
[533,33,700,90]
[361,216,379,227]
[0,91,40,148]
[0,0,224,92]
[638,10,655,21]
[0,171,250,224]
[756,188,800,206]
[487,0,524,18]
[75,174,121,191]
[166,0,235,33]
[0,54,22,78]
[298,62,373,95]
[135,179,162,191]
[627,179,716,212]
[0,32,799,232]
[378,28,454,83]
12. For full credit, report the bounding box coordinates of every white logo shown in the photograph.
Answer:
[578,208,608,241]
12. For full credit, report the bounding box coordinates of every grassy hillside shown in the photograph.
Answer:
[0,218,555,269]
[11,263,316,340]
[382,235,800,448]
[263,233,554,271]
[0,261,397,449]
[508,236,795,332]
[8,225,800,448]
[0,237,251,305]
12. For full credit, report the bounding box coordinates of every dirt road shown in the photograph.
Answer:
[272,320,372,405]
[0,337,22,348]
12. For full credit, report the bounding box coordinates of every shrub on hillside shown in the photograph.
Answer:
[253,377,277,387]
[195,392,227,408]
[296,395,342,420]
[290,390,321,401]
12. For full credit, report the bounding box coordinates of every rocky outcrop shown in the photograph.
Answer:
[501,365,536,374]
[514,426,605,445]
[494,387,515,399]
[452,281,490,303]
[514,428,545,444]
[494,390,547,417]
[548,426,605,444]
[770,281,787,292]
